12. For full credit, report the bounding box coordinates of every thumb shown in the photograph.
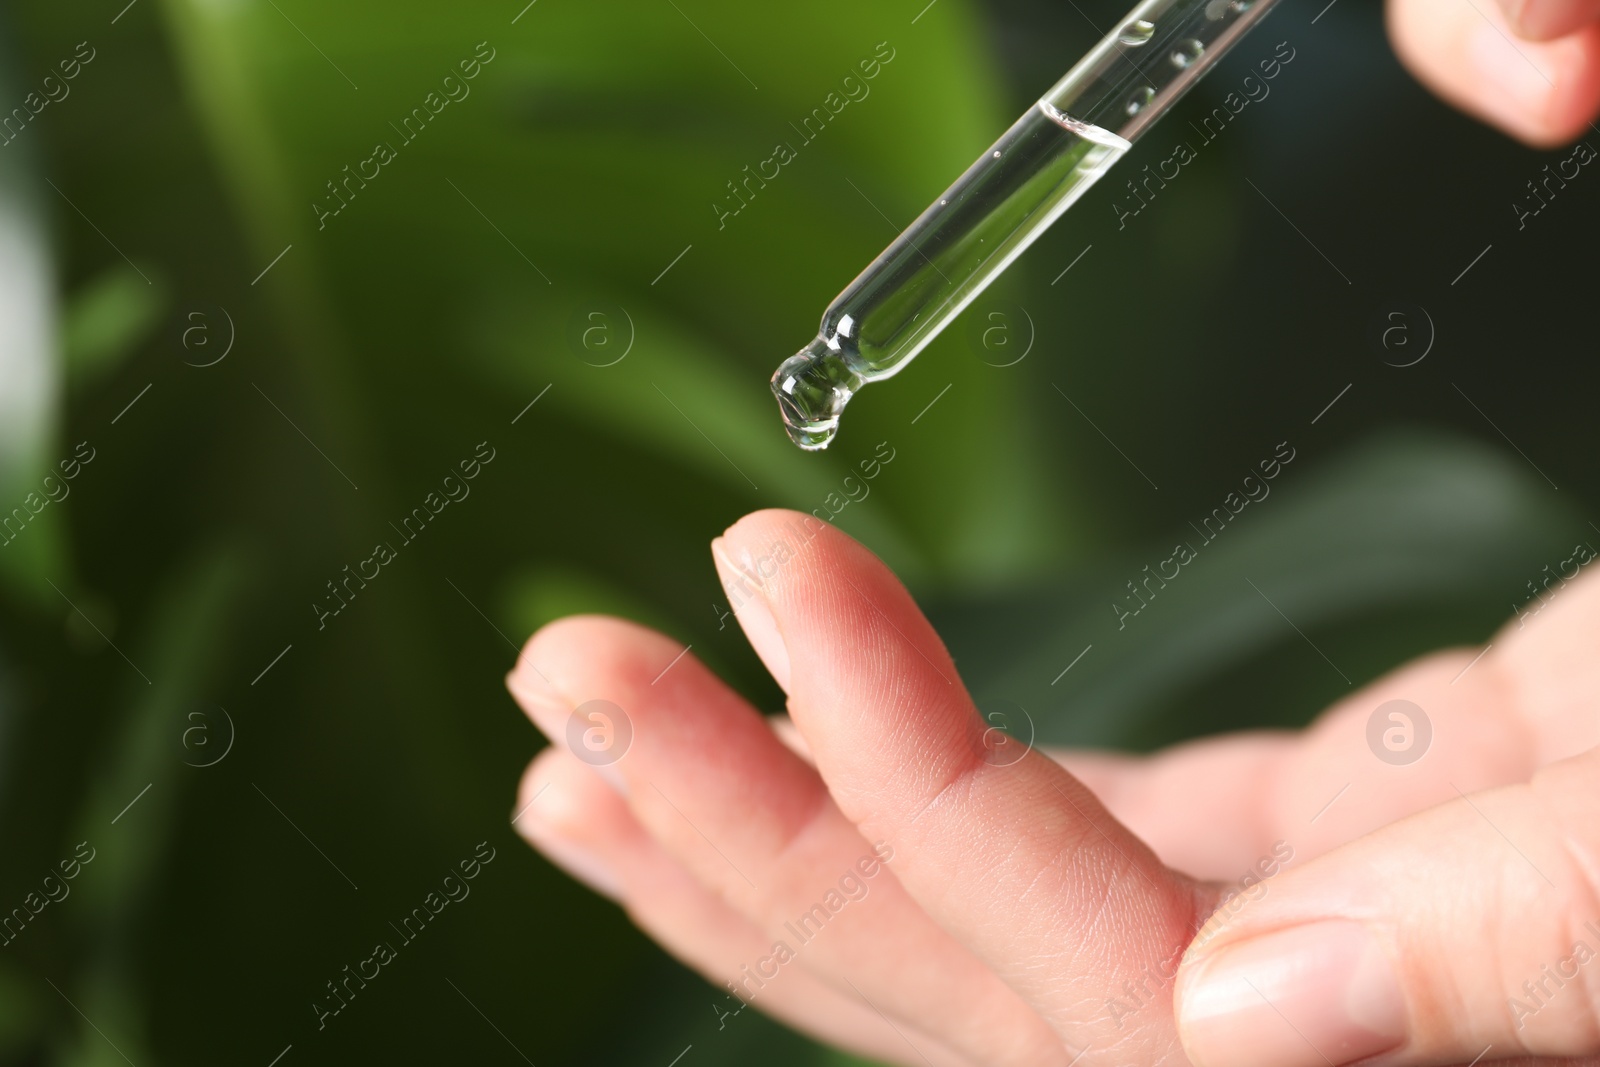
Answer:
[1174,746,1600,1067]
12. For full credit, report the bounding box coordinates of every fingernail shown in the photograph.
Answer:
[505,667,569,746]
[711,536,791,692]
[506,663,568,724]
[1177,921,1406,1067]
[1468,20,1559,121]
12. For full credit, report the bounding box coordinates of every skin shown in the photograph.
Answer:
[509,510,1600,1066]
[506,9,1600,1058]
[1387,0,1600,144]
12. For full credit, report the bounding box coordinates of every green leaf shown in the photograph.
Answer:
[61,267,167,391]
[156,0,1077,582]
[959,432,1577,747]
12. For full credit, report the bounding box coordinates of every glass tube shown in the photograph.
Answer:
[771,0,1283,449]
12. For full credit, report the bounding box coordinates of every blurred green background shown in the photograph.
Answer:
[0,0,1592,1062]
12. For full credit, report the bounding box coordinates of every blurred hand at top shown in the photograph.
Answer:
[506,509,1600,1067]
[1391,0,1600,142]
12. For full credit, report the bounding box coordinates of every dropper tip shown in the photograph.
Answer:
[770,340,863,452]
[780,418,838,451]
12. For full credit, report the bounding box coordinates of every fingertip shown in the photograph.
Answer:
[1390,0,1600,146]
[505,639,572,747]
[717,508,862,594]
[512,748,629,900]
[507,620,578,719]
[508,616,683,798]
[720,506,828,543]
[505,613,672,724]
[515,747,620,838]
[711,535,792,692]
[1469,21,1600,145]
[512,749,559,844]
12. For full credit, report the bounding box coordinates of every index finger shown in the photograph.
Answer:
[715,509,1220,1061]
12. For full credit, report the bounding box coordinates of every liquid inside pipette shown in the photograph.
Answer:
[770,0,1286,449]
[772,103,1128,450]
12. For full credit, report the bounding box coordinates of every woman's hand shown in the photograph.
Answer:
[1390,0,1600,143]
[507,509,1600,1067]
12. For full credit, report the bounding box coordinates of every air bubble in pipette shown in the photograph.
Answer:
[1170,39,1205,67]
[1119,20,1156,44]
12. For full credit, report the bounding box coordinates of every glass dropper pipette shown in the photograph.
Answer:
[771,0,1283,449]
